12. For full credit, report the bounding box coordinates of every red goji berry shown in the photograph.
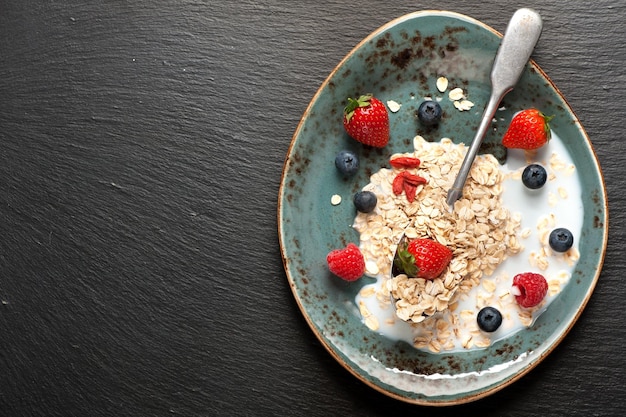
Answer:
[392,174,404,195]
[392,172,427,202]
[402,172,428,186]
[390,156,421,169]
[403,181,417,203]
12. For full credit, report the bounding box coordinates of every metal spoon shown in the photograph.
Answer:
[446,8,543,208]
[390,10,543,319]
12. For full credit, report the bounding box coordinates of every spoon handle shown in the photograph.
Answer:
[446,9,543,207]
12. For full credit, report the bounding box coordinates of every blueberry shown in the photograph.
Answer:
[477,306,503,332]
[549,227,574,252]
[522,164,547,189]
[334,150,359,177]
[353,191,377,213]
[417,101,442,126]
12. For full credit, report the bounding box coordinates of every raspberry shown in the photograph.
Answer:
[512,272,548,308]
[326,243,365,281]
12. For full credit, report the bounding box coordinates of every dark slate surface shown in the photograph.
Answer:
[1,1,624,416]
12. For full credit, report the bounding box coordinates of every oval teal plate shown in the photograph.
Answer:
[277,10,608,405]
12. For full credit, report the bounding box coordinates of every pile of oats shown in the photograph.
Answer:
[353,136,522,324]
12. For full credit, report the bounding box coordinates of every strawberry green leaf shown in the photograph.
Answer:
[541,112,555,141]
[343,94,373,123]
[393,242,418,278]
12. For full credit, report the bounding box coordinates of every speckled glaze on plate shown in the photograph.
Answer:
[277,10,607,405]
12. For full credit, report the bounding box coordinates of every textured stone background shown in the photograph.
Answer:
[1,1,624,415]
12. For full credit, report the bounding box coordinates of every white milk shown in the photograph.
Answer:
[354,132,582,353]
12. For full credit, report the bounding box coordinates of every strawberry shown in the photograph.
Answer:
[394,238,452,280]
[512,272,548,308]
[502,109,554,150]
[326,243,365,281]
[343,94,390,147]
